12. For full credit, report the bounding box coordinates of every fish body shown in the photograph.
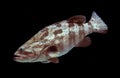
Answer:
[14,11,108,63]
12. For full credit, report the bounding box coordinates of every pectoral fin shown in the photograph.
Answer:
[48,58,59,63]
[75,37,91,47]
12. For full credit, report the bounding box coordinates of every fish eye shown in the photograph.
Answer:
[19,48,24,51]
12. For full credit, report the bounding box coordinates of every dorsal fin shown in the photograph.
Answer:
[67,15,86,25]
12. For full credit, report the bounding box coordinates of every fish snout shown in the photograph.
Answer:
[14,48,36,62]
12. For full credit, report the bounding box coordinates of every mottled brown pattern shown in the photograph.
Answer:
[68,22,74,27]
[32,45,42,48]
[22,51,33,55]
[53,29,62,35]
[42,45,58,57]
[32,36,38,42]
[69,31,76,45]
[79,27,85,40]
[32,28,49,42]
[32,36,41,42]
[40,30,49,40]
[53,36,64,51]
[74,33,80,44]
[88,22,93,33]
[42,39,49,42]
[67,15,86,26]
[41,44,50,55]
[18,49,34,56]
[56,42,63,52]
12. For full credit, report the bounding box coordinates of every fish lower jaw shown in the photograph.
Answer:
[14,54,27,62]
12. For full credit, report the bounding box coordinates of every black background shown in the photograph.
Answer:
[1,0,115,75]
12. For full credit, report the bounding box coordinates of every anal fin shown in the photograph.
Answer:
[75,37,91,47]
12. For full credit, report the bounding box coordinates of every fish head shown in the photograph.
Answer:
[14,43,59,63]
[14,41,45,62]
[14,46,38,62]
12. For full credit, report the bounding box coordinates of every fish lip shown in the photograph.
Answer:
[14,53,26,57]
[14,54,26,61]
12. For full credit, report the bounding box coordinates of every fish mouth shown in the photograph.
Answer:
[14,54,27,61]
[14,52,36,62]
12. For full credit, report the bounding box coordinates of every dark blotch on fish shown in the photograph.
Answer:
[67,15,86,26]
[47,46,58,52]
[54,29,62,35]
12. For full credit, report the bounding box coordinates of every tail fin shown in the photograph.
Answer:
[89,11,108,34]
